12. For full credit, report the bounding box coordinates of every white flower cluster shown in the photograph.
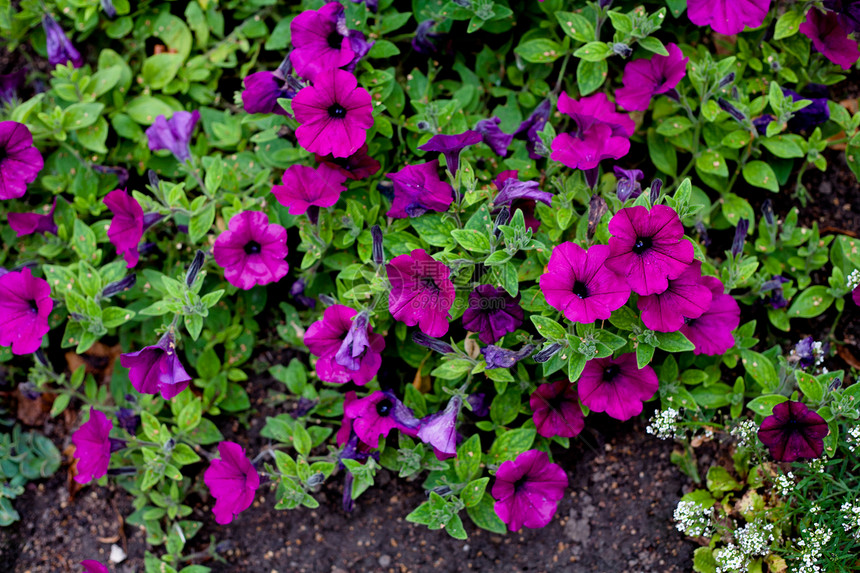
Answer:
[646,408,682,440]
[715,543,748,573]
[774,472,796,498]
[841,501,860,539]
[794,523,833,573]
[807,458,826,474]
[730,419,759,449]
[846,424,860,453]
[847,269,860,290]
[673,500,714,537]
[736,519,775,557]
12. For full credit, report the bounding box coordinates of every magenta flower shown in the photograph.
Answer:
[0,69,26,104]
[680,275,741,355]
[145,111,200,163]
[556,91,635,138]
[853,285,860,306]
[614,166,644,202]
[417,396,462,458]
[81,560,109,573]
[72,408,119,484]
[42,15,83,68]
[292,68,373,158]
[204,441,261,525]
[386,249,455,337]
[514,98,552,159]
[578,353,659,421]
[800,8,860,71]
[0,121,44,200]
[491,449,567,532]
[687,0,771,35]
[0,268,53,355]
[475,116,515,157]
[315,143,381,180]
[345,390,420,448]
[272,163,347,215]
[530,380,585,439]
[241,70,297,116]
[482,344,535,369]
[616,43,688,111]
[8,198,57,237]
[605,205,695,296]
[213,211,289,290]
[494,177,553,232]
[540,242,630,324]
[289,1,355,81]
[551,123,630,173]
[120,331,192,400]
[418,130,482,175]
[758,401,828,462]
[461,285,523,344]
[386,160,454,218]
[638,260,712,333]
[304,305,385,385]
[104,189,160,269]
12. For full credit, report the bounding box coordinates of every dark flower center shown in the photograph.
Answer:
[632,236,652,254]
[244,240,262,255]
[0,148,6,162]
[603,364,620,381]
[572,281,589,299]
[328,104,347,119]
[421,276,440,293]
[547,392,568,411]
[376,398,393,416]
[512,476,528,493]
[27,299,39,313]
[327,30,343,50]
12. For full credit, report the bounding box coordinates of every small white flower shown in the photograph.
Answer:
[646,408,682,440]
[673,500,714,537]
[715,543,748,573]
[841,501,860,539]
[847,269,860,290]
[774,472,795,498]
[730,419,759,449]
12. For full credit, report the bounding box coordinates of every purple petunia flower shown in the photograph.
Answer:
[853,284,860,306]
[492,171,551,232]
[0,69,26,104]
[104,189,162,269]
[272,163,347,215]
[605,205,694,296]
[578,353,659,421]
[461,285,524,345]
[116,407,140,435]
[540,242,630,324]
[203,441,261,525]
[800,8,860,70]
[120,331,192,400]
[386,160,454,218]
[241,70,299,116]
[758,401,828,462]
[412,20,445,55]
[686,0,771,36]
[417,396,462,458]
[475,116,515,157]
[482,344,535,369]
[0,267,53,355]
[42,15,84,68]
[145,111,200,163]
[418,130,482,175]
[530,380,585,439]
[638,260,713,333]
[614,166,644,202]
[72,408,120,484]
[824,0,860,35]
[616,43,688,112]
[761,275,791,309]
[0,121,44,200]
[680,275,741,355]
[304,305,385,385]
[386,249,456,337]
[81,560,109,573]
[491,449,567,532]
[514,99,552,159]
[782,86,831,133]
[793,336,821,369]
[8,198,57,237]
[315,143,381,180]
[290,2,355,81]
[293,68,373,158]
[345,390,420,448]
[213,211,289,290]
[344,30,375,74]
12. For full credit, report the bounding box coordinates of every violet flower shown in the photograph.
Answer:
[412,20,445,55]
[203,441,261,524]
[513,99,552,159]
[794,336,818,369]
[540,242,630,324]
[0,120,44,200]
[120,331,192,400]
[8,198,57,237]
[386,249,456,337]
[345,390,420,448]
[800,8,860,70]
[753,114,775,135]
[412,331,455,354]
[638,260,713,333]
[418,130,482,175]
[212,211,289,290]
[81,561,109,573]
[272,163,347,215]
[853,284,860,306]
[467,393,489,417]
[686,0,771,35]
[491,449,567,532]
[761,275,791,309]
[0,69,26,104]
[782,87,831,133]
[482,344,535,369]
[616,43,688,112]
[241,69,299,116]
[530,380,585,438]
[680,275,741,356]
[605,205,695,296]
[494,178,553,231]
[72,408,119,484]
[315,143,381,180]
[293,68,373,158]
[578,353,659,421]
[42,15,84,68]
[145,111,200,163]
[758,401,828,462]
[461,285,524,344]
[116,407,140,435]
[104,189,162,269]
[305,305,384,385]
[824,0,860,35]
[417,396,462,458]
[344,30,374,74]
[386,160,454,218]
[614,166,644,202]
[290,1,355,81]
[475,116,515,157]
[0,268,53,355]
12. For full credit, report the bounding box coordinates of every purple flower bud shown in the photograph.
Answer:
[290,397,319,418]
[493,206,510,239]
[412,332,454,354]
[186,250,205,287]
[371,225,384,265]
[761,199,775,226]
[307,472,325,487]
[794,336,817,368]
[0,69,26,104]
[649,178,663,205]
[100,0,117,19]
[34,349,50,368]
[452,0,471,7]
[482,344,535,369]
[467,393,489,417]
[109,437,127,453]
[732,219,749,257]
[116,408,140,434]
[534,342,562,363]
[107,467,138,475]
[599,0,613,7]
[319,294,337,306]
[412,20,445,55]
[718,98,746,122]
[416,120,432,131]
[335,311,371,371]
[612,43,633,58]
[147,169,160,190]
[587,195,608,240]
[829,377,843,392]
[753,114,774,136]
[42,15,83,68]
[101,274,136,298]
[718,72,736,88]
[92,164,130,188]
[695,220,711,247]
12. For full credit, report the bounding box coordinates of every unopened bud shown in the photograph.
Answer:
[587,195,608,240]
[371,225,384,265]
[718,72,736,88]
[493,206,511,239]
[412,332,455,354]
[534,342,562,363]
[612,43,633,58]
[102,274,136,298]
[650,178,663,205]
[307,472,326,487]
[761,199,775,226]
[186,250,205,287]
[732,219,749,257]
[718,98,746,122]
[147,169,160,190]
[319,294,337,306]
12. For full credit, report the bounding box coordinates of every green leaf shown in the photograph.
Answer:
[796,371,824,403]
[461,477,489,507]
[696,149,728,177]
[690,383,733,409]
[487,429,535,464]
[576,59,607,96]
[742,161,779,192]
[430,359,473,380]
[142,53,184,90]
[455,434,482,482]
[654,331,695,353]
[647,129,677,175]
[514,39,564,63]
[638,36,668,56]
[293,424,312,457]
[171,443,201,466]
[76,116,109,154]
[573,42,612,62]
[761,135,805,158]
[693,547,717,573]
[63,103,104,131]
[555,11,594,42]
[189,202,216,244]
[774,10,804,40]
[740,350,779,391]
[466,493,507,534]
[126,96,175,125]
[368,40,401,58]
[530,315,566,341]
[787,285,834,319]
[177,399,202,431]
[451,229,491,253]
[706,466,741,494]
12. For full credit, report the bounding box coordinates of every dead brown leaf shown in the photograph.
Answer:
[15,388,54,426]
